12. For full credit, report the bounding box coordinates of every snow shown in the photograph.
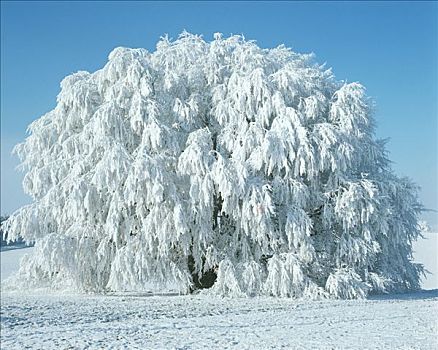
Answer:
[0,246,33,281]
[1,247,438,349]
[413,231,438,290]
[2,288,437,349]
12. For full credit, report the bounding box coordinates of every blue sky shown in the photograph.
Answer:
[1,1,437,228]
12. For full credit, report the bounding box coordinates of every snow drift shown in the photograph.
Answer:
[3,32,424,298]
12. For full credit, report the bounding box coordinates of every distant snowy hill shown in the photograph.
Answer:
[413,231,438,290]
[1,247,33,281]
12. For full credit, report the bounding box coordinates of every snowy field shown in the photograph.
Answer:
[1,289,437,349]
[1,234,437,349]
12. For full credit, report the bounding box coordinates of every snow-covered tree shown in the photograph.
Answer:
[3,32,424,298]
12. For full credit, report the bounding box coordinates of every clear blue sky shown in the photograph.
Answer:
[1,1,437,228]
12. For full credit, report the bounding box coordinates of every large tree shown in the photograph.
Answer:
[3,32,424,298]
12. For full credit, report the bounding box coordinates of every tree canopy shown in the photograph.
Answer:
[3,32,424,298]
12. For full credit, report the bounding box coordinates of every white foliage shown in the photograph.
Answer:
[325,268,370,299]
[3,33,424,298]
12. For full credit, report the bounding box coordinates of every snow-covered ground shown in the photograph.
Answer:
[1,290,437,349]
[1,236,437,349]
